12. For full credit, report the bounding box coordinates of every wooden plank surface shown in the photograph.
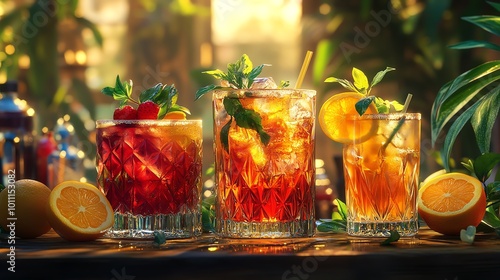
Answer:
[1,227,500,279]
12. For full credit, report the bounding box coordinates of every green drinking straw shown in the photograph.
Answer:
[381,93,413,152]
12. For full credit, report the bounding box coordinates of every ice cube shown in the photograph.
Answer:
[250,77,278,89]
[289,98,313,119]
[380,119,407,148]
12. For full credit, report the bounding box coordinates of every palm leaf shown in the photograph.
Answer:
[488,1,500,12]
[462,15,500,36]
[440,96,482,171]
[449,40,500,51]
[471,87,500,154]
[430,61,500,145]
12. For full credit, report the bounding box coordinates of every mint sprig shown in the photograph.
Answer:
[195,54,271,150]
[325,67,404,115]
[195,54,269,100]
[101,75,190,119]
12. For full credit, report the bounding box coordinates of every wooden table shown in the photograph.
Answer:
[1,228,500,280]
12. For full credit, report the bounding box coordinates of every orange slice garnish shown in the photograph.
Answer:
[318,92,378,143]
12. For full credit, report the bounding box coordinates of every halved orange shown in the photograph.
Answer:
[418,172,486,235]
[318,92,378,143]
[47,181,114,241]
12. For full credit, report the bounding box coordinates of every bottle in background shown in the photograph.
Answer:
[0,81,36,185]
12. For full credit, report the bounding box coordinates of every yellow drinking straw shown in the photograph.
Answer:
[295,50,313,89]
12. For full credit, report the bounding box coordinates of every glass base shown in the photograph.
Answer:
[347,219,418,238]
[105,211,202,239]
[216,219,315,238]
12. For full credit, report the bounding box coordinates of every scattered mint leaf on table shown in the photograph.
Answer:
[153,231,167,246]
[380,230,401,246]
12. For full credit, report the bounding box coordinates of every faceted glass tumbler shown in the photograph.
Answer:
[343,113,421,238]
[96,119,203,239]
[213,89,316,238]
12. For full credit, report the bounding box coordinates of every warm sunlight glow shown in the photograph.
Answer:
[319,3,331,15]
[27,108,35,117]
[18,55,30,69]
[212,0,302,45]
[75,50,87,65]
[200,42,213,67]
[4,44,15,55]
[64,50,75,64]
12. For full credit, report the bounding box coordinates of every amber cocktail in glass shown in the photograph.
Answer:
[343,113,420,237]
[96,119,203,238]
[213,89,316,238]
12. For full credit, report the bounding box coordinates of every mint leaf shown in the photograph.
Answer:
[195,84,220,101]
[370,67,396,90]
[333,199,348,221]
[259,130,271,146]
[355,96,376,116]
[316,219,346,233]
[114,75,127,95]
[101,87,115,97]
[220,97,269,150]
[390,100,404,111]
[352,67,369,94]
[279,80,290,88]
[233,108,270,145]
[380,230,400,245]
[139,83,162,103]
[374,97,391,113]
[203,69,227,80]
[324,77,358,93]
[248,64,266,87]
[100,75,132,106]
[223,97,242,115]
[153,231,167,246]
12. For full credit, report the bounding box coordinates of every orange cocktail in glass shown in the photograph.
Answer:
[213,89,316,238]
[343,113,420,237]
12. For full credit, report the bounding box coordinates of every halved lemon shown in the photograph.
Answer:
[418,172,486,235]
[47,181,114,241]
[318,92,378,143]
